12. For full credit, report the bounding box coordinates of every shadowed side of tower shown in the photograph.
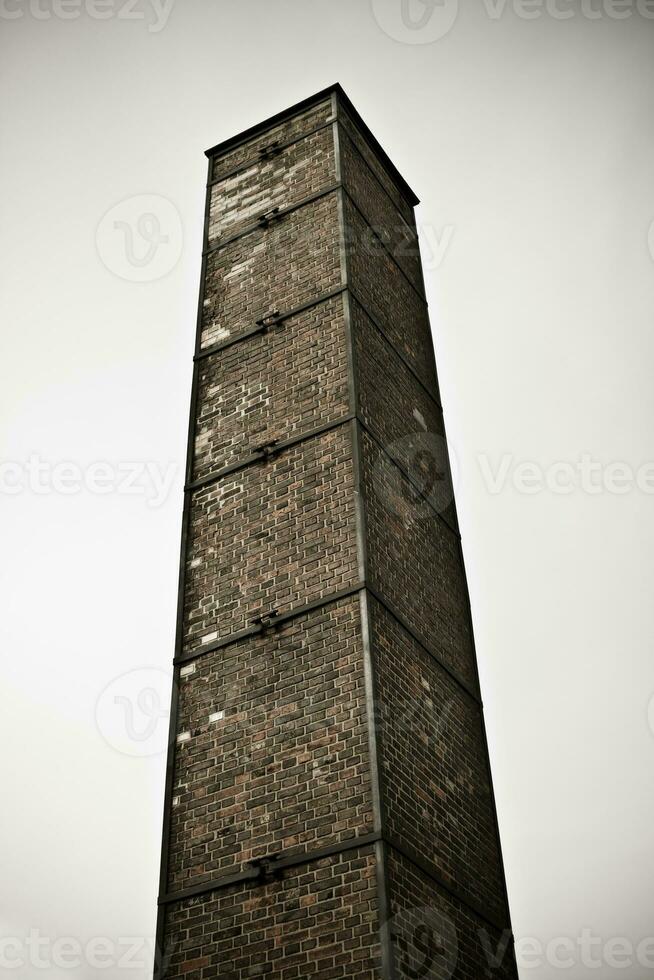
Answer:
[153,84,519,980]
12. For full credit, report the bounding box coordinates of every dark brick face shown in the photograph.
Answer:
[193,294,351,480]
[338,105,415,226]
[359,426,476,690]
[168,596,374,891]
[183,425,360,654]
[352,296,453,529]
[339,123,423,292]
[164,847,382,980]
[343,195,438,396]
[386,848,518,980]
[157,88,516,980]
[369,595,506,925]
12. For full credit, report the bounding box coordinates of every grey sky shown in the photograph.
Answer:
[2,2,654,977]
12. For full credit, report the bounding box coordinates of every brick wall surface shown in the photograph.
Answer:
[209,126,336,244]
[343,195,438,396]
[352,296,454,529]
[210,96,334,182]
[339,123,423,292]
[386,848,518,980]
[193,294,351,481]
[201,191,343,352]
[163,847,382,980]
[359,426,476,690]
[337,105,415,226]
[183,425,359,654]
[369,595,506,924]
[168,596,374,891]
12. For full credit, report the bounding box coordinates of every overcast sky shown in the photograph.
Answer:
[2,2,654,978]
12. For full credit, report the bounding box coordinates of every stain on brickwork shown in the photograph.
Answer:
[210,96,335,182]
[201,192,343,351]
[209,126,336,243]
[156,86,516,980]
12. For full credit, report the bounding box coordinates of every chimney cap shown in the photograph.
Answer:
[204,82,420,207]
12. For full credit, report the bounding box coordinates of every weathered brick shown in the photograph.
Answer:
[168,596,374,891]
[201,192,343,352]
[211,96,334,181]
[183,425,359,653]
[193,294,350,480]
[209,126,336,243]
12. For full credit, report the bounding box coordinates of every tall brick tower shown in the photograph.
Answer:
[154,85,518,980]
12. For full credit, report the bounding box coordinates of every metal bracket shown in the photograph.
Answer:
[249,853,281,884]
[251,609,280,632]
[258,207,280,228]
[252,439,279,463]
[259,141,282,161]
[255,309,282,332]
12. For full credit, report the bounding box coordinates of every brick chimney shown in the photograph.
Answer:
[154,84,518,980]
